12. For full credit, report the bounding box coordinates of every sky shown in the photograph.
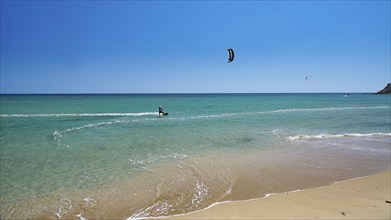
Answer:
[1,1,390,93]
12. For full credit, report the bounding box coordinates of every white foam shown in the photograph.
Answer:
[271,106,389,114]
[0,112,158,118]
[286,132,391,141]
[76,213,87,220]
[173,106,390,121]
[54,212,61,219]
[52,119,127,143]
[2,106,388,119]
[53,130,63,140]
[191,180,209,206]
[125,190,280,220]
[259,129,281,135]
[286,132,391,153]
[83,198,95,206]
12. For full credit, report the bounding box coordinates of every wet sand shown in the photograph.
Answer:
[2,138,389,219]
[171,170,391,219]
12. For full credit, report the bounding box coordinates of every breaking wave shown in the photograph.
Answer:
[171,106,390,121]
[286,132,391,141]
[286,132,391,154]
[271,106,389,113]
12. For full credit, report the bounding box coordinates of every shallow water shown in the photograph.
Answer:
[0,93,390,219]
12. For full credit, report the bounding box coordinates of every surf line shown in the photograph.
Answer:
[1,106,388,118]
[0,112,158,118]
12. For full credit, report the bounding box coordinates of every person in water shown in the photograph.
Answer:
[159,106,165,115]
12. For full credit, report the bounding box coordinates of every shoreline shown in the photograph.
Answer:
[2,139,390,219]
[164,170,391,219]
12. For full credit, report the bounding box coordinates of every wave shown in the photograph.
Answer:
[1,106,388,119]
[271,106,389,113]
[177,106,390,121]
[286,132,391,141]
[286,132,391,154]
[0,112,158,118]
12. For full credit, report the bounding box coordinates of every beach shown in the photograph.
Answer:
[172,170,391,219]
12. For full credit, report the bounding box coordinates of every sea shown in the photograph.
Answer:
[0,93,390,219]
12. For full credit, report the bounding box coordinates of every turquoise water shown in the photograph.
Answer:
[1,93,390,219]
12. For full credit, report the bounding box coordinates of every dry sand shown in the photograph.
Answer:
[169,170,391,219]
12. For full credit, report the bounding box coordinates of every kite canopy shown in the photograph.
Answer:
[227,48,234,63]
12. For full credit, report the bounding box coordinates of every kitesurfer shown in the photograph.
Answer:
[159,106,166,116]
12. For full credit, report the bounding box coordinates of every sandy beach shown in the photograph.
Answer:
[170,170,391,219]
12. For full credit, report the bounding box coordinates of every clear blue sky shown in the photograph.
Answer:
[1,1,390,93]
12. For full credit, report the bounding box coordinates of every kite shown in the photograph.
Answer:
[227,48,234,63]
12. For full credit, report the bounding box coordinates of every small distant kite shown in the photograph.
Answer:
[227,48,234,63]
[305,75,310,82]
